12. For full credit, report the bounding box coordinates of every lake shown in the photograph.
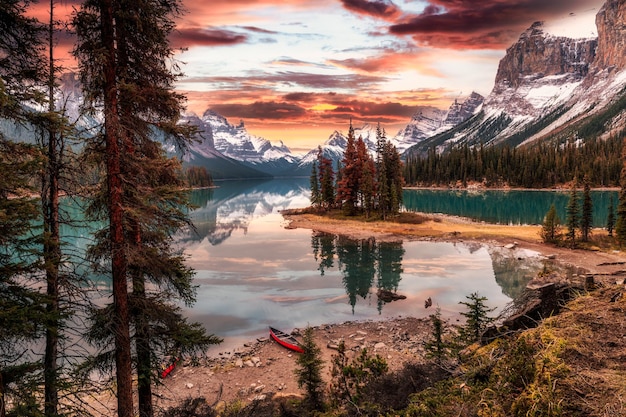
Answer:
[179,179,600,351]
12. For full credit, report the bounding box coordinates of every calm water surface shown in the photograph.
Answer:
[181,179,551,351]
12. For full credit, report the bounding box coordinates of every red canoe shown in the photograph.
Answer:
[160,357,179,379]
[269,326,304,353]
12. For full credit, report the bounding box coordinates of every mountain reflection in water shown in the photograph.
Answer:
[181,179,546,351]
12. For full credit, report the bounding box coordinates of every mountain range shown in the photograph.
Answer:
[180,0,626,179]
[3,0,624,181]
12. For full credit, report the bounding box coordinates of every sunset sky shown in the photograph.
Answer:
[42,0,605,153]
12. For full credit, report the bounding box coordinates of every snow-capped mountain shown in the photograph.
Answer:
[180,110,299,177]
[391,92,484,152]
[406,0,626,156]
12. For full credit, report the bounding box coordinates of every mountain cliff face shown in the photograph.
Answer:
[494,22,596,90]
[593,0,626,71]
[406,0,626,157]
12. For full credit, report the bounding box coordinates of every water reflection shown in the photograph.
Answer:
[184,178,310,245]
[312,233,404,313]
[179,180,547,351]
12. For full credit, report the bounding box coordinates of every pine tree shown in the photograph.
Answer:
[336,122,360,215]
[294,327,325,410]
[607,195,615,237]
[0,1,47,414]
[541,203,561,244]
[616,183,626,246]
[581,176,593,242]
[423,308,449,364]
[566,183,580,247]
[317,146,335,210]
[73,1,220,416]
[458,292,495,344]
[309,164,321,208]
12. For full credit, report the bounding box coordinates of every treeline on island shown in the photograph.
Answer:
[403,134,624,188]
[310,123,404,219]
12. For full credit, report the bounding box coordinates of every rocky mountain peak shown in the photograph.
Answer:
[444,92,484,126]
[494,21,597,89]
[593,0,626,71]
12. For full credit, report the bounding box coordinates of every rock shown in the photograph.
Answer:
[374,342,386,350]
[377,289,406,302]
[327,343,339,350]
[244,360,254,367]
[251,357,261,366]
[185,383,194,389]
[254,384,265,393]
[235,359,243,368]
[504,243,516,249]
[356,330,367,335]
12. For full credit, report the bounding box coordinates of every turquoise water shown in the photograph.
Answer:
[403,188,617,225]
[58,180,597,350]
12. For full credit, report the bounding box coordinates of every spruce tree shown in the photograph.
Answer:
[294,327,325,410]
[607,195,615,237]
[581,176,593,242]
[616,183,626,246]
[309,164,321,208]
[458,292,495,344]
[566,183,580,247]
[0,1,47,414]
[336,122,359,215]
[317,146,335,210]
[541,203,561,244]
[73,1,221,416]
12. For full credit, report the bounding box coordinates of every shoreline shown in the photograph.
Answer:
[149,210,626,412]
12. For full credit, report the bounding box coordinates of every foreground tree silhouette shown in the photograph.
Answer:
[458,292,495,344]
[0,0,47,414]
[294,327,325,411]
[73,1,220,416]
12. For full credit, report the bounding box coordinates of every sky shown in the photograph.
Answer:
[37,0,605,154]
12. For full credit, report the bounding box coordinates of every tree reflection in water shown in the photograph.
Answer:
[311,232,405,313]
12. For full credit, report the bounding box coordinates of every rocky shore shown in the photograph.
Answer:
[126,211,626,414]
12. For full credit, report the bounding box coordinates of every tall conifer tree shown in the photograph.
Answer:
[0,0,46,412]
[566,182,580,247]
[73,1,220,416]
[581,176,593,242]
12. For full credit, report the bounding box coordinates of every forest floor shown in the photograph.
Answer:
[87,210,626,415]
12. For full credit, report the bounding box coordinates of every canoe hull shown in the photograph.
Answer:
[269,326,304,353]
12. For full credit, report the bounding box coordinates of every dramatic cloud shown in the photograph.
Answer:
[209,101,307,120]
[389,0,603,49]
[340,0,402,20]
[328,49,444,77]
[172,27,248,48]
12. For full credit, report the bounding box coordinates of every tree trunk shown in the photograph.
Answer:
[43,0,60,414]
[132,221,154,417]
[100,0,133,415]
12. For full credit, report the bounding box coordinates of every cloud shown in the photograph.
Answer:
[389,0,602,49]
[328,49,444,77]
[340,0,402,21]
[210,101,308,120]
[172,27,248,48]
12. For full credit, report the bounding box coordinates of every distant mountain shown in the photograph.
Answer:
[391,92,483,152]
[405,0,626,157]
[180,110,298,179]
